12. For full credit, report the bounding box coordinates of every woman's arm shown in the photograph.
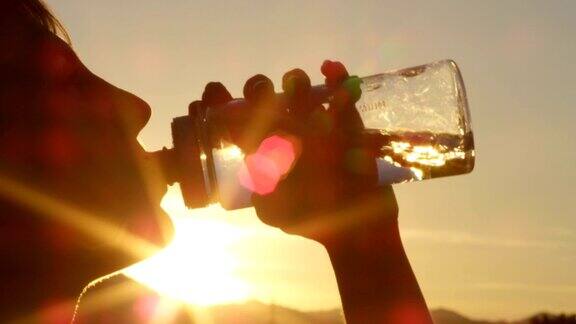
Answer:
[325,218,432,324]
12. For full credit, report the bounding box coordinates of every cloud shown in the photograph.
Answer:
[467,282,576,293]
[401,228,567,249]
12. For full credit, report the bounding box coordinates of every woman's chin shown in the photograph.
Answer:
[123,208,175,253]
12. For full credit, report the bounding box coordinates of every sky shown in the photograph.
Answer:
[49,0,576,320]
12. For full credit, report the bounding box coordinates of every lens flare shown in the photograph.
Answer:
[238,135,298,195]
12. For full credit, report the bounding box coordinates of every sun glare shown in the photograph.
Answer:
[124,191,252,307]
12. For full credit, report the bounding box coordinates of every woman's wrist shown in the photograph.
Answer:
[321,216,402,257]
[311,185,399,248]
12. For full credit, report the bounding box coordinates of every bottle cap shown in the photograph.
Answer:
[170,115,210,208]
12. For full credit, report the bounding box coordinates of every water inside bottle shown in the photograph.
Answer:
[357,60,475,184]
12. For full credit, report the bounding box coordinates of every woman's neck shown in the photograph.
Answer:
[0,268,79,323]
[0,237,89,322]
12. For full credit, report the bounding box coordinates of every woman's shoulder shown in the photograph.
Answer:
[73,272,194,323]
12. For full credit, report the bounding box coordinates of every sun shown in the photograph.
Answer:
[124,188,252,306]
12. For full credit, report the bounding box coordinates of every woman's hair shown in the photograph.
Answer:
[1,0,70,43]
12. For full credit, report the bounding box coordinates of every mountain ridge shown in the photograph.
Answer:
[200,300,549,324]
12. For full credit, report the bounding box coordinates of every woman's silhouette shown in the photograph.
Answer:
[0,1,432,323]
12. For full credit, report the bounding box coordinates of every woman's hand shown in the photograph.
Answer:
[248,61,398,246]
[200,61,397,245]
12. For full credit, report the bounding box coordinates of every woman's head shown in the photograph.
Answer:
[0,0,173,303]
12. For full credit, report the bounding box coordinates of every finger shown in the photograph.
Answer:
[319,61,363,134]
[243,74,275,105]
[282,68,313,119]
[188,100,204,118]
[202,82,233,108]
[328,85,364,134]
[282,68,311,99]
[321,60,349,88]
[239,74,293,151]
[321,60,361,108]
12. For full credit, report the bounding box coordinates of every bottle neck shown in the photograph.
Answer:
[147,114,211,209]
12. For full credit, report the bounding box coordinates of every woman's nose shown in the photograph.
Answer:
[111,87,152,136]
[86,72,152,137]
